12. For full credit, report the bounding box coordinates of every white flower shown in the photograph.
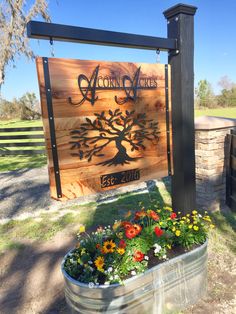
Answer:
[144,256,149,260]
[131,270,137,276]
[162,255,167,259]
[88,261,93,265]
[153,244,162,253]
[198,214,202,218]
[114,275,119,280]
[108,267,113,273]
[88,282,95,288]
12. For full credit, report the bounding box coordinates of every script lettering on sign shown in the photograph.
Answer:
[36,58,172,200]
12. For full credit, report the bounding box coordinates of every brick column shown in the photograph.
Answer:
[195,116,236,211]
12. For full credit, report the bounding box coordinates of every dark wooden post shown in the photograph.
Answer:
[163,4,197,214]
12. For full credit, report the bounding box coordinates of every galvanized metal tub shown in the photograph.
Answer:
[61,241,207,314]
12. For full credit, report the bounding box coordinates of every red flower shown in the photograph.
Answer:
[119,239,127,248]
[154,226,164,237]
[148,210,159,221]
[133,224,142,235]
[170,212,177,219]
[134,211,146,220]
[125,226,137,239]
[122,221,133,229]
[133,251,145,262]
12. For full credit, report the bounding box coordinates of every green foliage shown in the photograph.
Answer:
[195,79,216,108]
[217,87,236,107]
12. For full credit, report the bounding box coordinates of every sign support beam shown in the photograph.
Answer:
[27,21,177,52]
[164,4,197,214]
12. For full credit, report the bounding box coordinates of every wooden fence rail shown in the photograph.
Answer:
[0,127,46,155]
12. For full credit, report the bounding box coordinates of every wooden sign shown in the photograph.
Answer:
[36,58,172,200]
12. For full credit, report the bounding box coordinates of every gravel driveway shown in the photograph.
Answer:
[0,166,157,220]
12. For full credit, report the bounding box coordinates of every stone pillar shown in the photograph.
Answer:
[195,116,236,211]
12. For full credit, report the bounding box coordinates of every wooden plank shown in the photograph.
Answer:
[0,127,43,132]
[36,58,172,200]
[0,149,46,155]
[0,142,45,147]
[0,134,44,140]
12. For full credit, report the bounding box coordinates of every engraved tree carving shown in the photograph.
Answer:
[70,109,160,166]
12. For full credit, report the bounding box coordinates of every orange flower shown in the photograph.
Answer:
[133,251,145,262]
[125,226,137,239]
[133,224,142,235]
[122,221,133,229]
[154,226,164,237]
[148,210,159,221]
[96,244,100,249]
[134,211,146,220]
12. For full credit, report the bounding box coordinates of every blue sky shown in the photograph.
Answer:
[2,0,236,100]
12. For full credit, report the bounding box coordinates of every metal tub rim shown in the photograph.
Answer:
[61,239,208,290]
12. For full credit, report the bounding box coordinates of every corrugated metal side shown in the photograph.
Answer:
[61,241,207,314]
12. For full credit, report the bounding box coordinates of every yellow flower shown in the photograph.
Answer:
[186,218,190,223]
[81,248,86,255]
[182,217,186,220]
[164,206,173,212]
[117,247,125,255]
[188,224,193,229]
[193,225,199,231]
[210,224,215,229]
[193,221,197,224]
[103,240,116,254]
[192,210,198,215]
[178,211,181,215]
[159,221,163,226]
[167,244,172,249]
[95,256,104,270]
[124,211,132,219]
[116,232,123,239]
[113,220,121,231]
[172,227,176,232]
[180,220,185,224]
[78,225,85,234]
[175,230,181,237]
[157,209,161,213]
[186,214,190,217]
[173,222,177,225]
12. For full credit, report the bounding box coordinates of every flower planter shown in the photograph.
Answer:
[61,241,208,314]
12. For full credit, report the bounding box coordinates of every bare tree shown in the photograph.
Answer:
[70,109,160,166]
[218,75,236,91]
[0,0,50,89]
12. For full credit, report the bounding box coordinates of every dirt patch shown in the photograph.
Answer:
[0,231,75,314]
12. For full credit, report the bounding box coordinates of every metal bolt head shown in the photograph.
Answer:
[175,17,179,21]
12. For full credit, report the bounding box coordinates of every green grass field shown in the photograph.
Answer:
[0,108,235,172]
[195,107,236,118]
[0,119,46,171]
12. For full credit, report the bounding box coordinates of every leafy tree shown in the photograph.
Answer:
[195,79,215,108]
[0,0,50,89]
[18,92,41,120]
[70,109,160,166]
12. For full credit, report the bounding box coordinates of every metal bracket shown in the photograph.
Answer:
[42,57,62,198]
[165,64,172,176]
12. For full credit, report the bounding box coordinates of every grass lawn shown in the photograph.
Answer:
[195,107,236,118]
[0,119,46,171]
